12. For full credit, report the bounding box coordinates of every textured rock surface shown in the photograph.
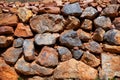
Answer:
[72,49,83,60]
[0,26,14,35]
[13,38,24,48]
[113,17,120,30]
[81,19,92,31]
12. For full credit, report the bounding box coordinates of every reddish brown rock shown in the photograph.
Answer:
[28,76,44,80]
[0,26,14,35]
[99,53,120,79]
[77,29,91,42]
[81,19,92,31]
[69,0,79,3]
[113,17,120,30]
[81,51,100,67]
[36,46,58,67]
[53,59,98,79]
[0,57,18,80]
[2,47,22,64]
[0,36,14,48]
[14,23,33,37]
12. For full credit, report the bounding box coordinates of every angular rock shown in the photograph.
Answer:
[92,28,105,42]
[81,7,98,19]
[23,39,35,61]
[0,13,18,26]
[56,46,72,61]
[30,14,65,33]
[104,29,120,45]
[0,57,18,80]
[13,38,24,48]
[99,53,120,79]
[0,36,14,48]
[14,23,33,37]
[2,47,22,64]
[101,4,119,17]
[94,16,112,30]
[77,29,91,42]
[53,59,98,79]
[65,16,80,29]
[18,7,33,22]
[82,41,102,54]
[62,2,82,15]
[35,33,59,46]
[36,46,58,67]
[81,19,92,31]
[59,30,82,47]
[72,49,83,60]
[0,26,14,35]
[81,51,100,67]
[113,17,120,30]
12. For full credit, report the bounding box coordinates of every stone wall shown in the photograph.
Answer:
[0,0,120,80]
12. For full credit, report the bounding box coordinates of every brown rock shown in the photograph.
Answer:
[77,29,91,42]
[28,76,44,80]
[53,59,98,79]
[0,36,14,48]
[81,51,100,67]
[36,46,58,67]
[18,7,33,22]
[82,41,103,54]
[30,14,65,33]
[0,14,18,26]
[81,19,92,31]
[69,0,79,3]
[0,26,14,35]
[99,53,120,79]
[92,28,105,42]
[113,17,120,30]
[2,47,22,64]
[0,57,18,80]
[54,0,62,6]
[14,23,33,37]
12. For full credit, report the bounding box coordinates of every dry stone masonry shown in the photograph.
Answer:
[0,0,120,80]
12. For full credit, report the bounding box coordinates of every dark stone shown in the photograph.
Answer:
[13,38,24,48]
[72,49,83,60]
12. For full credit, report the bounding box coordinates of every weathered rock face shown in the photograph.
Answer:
[62,2,82,15]
[104,29,120,45]
[14,23,33,37]
[53,59,98,79]
[0,26,14,35]
[13,38,24,48]
[56,46,72,61]
[0,36,14,48]
[30,14,65,33]
[0,57,18,80]
[18,7,33,22]
[35,33,59,46]
[0,14,18,26]
[81,19,92,31]
[100,53,120,79]
[36,46,58,67]
[72,49,83,60]
[81,51,100,67]
[59,30,82,47]
[2,47,22,64]
[113,17,120,30]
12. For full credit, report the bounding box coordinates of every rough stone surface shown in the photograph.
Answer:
[82,41,102,54]
[35,33,59,46]
[0,14,18,26]
[56,46,72,61]
[81,51,100,67]
[28,76,44,80]
[81,7,98,19]
[113,17,120,30]
[99,53,120,79]
[59,30,82,47]
[104,29,120,45]
[81,19,92,31]
[0,36,14,48]
[14,23,33,37]
[30,14,65,33]
[36,46,58,67]
[94,16,112,30]
[13,38,24,48]
[53,59,98,79]
[77,29,91,42]
[0,26,14,35]
[92,28,105,42]
[23,39,35,61]
[62,2,82,15]
[18,7,33,22]
[0,57,18,80]
[72,49,83,60]
[2,47,22,64]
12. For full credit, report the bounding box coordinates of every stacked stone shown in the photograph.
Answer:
[0,0,120,80]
